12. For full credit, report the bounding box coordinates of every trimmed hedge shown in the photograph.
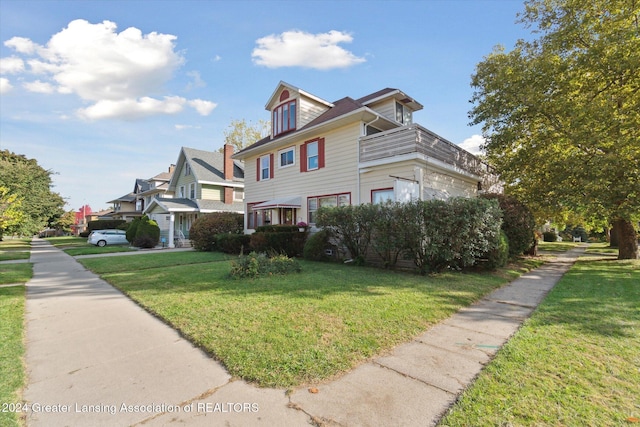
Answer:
[127,215,160,248]
[317,198,503,274]
[250,225,307,257]
[216,233,250,255]
[230,252,301,278]
[88,219,126,232]
[190,212,244,251]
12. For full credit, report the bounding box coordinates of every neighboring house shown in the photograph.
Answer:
[233,81,492,233]
[108,166,175,222]
[134,165,175,213]
[144,145,244,248]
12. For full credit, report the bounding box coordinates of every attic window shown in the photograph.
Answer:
[279,90,290,102]
[395,102,412,125]
[273,100,296,136]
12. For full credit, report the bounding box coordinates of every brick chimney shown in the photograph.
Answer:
[224,144,234,181]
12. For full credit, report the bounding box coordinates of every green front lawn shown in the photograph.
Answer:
[439,257,640,426]
[79,254,544,388]
[0,264,32,285]
[0,286,25,427]
[0,238,31,262]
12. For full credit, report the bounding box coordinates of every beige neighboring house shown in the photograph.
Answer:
[233,81,492,233]
[108,166,175,222]
[144,145,244,248]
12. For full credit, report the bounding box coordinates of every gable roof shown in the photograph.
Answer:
[169,147,244,192]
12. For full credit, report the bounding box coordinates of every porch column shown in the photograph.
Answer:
[168,214,175,248]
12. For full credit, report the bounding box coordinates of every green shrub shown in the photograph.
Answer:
[125,217,141,243]
[133,216,160,248]
[216,233,250,254]
[190,212,244,251]
[482,230,510,270]
[230,252,301,278]
[250,225,307,257]
[303,229,334,261]
[543,230,558,242]
[480,193,536,257]
[315,204,377,262]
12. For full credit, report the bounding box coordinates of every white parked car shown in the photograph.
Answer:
[87,229,129,247]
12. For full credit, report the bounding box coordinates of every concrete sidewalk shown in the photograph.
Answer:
[22,238,584,426]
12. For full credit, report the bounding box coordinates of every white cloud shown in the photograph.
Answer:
[0,56,25,74]
[188,99,217,115]
[4,36,38,54]
[77,96,187,120]
[23,80,56,94]
[252,30,366,70]
[0,77,13,93]
[459,134,485,155]
[4,19,216,120]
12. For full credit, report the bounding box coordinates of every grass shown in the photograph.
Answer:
[0,286,26,427]
[439,257,640,426]
[537,241,582,252]
[79,253,544,388]
[45,236,135,256]
[0,238,31,262]
[0,264,32,285]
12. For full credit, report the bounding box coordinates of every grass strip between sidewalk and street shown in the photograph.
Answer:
[0,285,26,427]
[439,256,640,426]
[79,253,544,388]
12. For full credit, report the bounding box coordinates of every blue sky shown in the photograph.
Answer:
[0,0,531,212]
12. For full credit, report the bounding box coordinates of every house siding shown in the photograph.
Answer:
[245,123,361,225]
[366,99,396,123]
[201,185,223,201]
[298,96,330,128]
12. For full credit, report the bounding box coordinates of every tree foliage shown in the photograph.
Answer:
[470,0,640,259]
[223,119,270,152]
[0,150,66,237]
[0,186,25,240]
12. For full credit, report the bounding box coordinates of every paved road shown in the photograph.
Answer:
[22,238,584,426]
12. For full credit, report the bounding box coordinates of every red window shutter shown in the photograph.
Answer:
[300,143,307,172]
[269,154,274,179]
[256,158,261,181]
[318,138,325,169]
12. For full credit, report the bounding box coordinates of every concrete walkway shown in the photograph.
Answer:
[22,238,584,426]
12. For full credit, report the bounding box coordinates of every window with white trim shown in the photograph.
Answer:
[395,102,412,125]
[260,155,271,180]
[279,147,295,168]
[307,141,319,171]
[189,183,196,199]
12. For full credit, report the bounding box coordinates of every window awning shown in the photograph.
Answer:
[253,196,302,210]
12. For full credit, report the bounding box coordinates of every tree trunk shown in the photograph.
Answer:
[610,223,619,247]
[613,218,639,260]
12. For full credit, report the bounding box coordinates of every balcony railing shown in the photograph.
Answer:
[359,124,485,176]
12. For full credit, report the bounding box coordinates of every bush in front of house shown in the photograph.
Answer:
[249,225,307,257]
[543,230,558,242]
[189,212,244,251]
[132,215,160,248]
[480,230,510,270]
[480,193,536,257]
[230,251,301,279]
[315,198,503,274]
[315,203,377,265]
[216,233,250,254]
[303,228,335,262]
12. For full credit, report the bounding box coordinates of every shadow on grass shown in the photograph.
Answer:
[529,258,639,339]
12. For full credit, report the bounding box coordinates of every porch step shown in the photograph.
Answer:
[176,239,192,248]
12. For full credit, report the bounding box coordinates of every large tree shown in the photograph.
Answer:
[470,0,640,259]
[222,118,270,152]
[0,150,66,237]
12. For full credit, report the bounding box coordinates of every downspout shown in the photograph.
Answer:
[359,115,382,205]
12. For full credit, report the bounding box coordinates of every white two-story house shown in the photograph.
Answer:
[233,81,490,233]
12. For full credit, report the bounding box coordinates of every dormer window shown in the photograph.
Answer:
[273,100,297,136]
[395,102,412,125]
